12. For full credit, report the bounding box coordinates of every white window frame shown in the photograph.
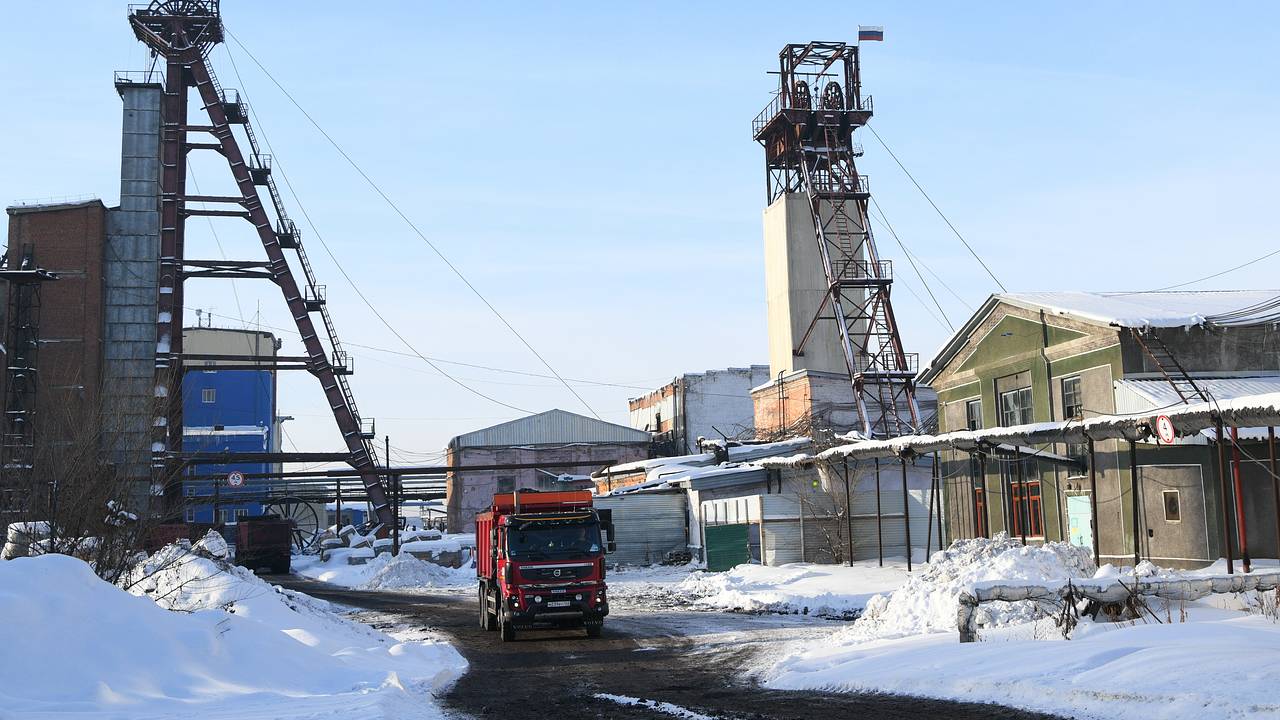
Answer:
[201,388,216,404]
[999,387,1033,427]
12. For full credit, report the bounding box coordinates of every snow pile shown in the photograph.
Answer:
[674,562,909,619]
[192,528,229,559]
[762,558,1280,720]
[850,534,1094,640]
[294,536,476,592]
[359,552,475,591]
[0,551,465,718]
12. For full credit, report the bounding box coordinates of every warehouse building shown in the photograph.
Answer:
[923,290,1280,568]
[444,409,652,532]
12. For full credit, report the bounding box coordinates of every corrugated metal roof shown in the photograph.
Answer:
[450,408,651,448]
[1115,376,1280,412]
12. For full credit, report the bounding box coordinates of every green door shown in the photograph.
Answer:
[705,523,750,571]
[1067,495,1093,550]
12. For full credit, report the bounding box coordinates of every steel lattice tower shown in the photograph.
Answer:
[753,42,919,438]
[127,1,393,524]
[0,247,57,521]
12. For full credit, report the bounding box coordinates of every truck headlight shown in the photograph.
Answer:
[575,594,582,601]
[534,596,543,603]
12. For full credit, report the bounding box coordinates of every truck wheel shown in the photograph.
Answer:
[499,612,516,642]
[585,622,603,638]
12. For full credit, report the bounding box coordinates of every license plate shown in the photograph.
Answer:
[547,600,570,608]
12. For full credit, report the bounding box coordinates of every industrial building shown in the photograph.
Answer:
[180,327,282,524]
[923,290,1280,568]
[628,365,770,454]
[444,409,651,532]
[3,69,165,507]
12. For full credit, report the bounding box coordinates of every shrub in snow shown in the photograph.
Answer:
[849,533,1095,640]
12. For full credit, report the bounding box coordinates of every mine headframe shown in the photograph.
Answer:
[126,1,393,524]
[753,41,920,438]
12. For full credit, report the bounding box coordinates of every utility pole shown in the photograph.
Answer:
[388,435,400,556]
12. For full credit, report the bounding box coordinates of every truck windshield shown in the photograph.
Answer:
[507,520,601,560]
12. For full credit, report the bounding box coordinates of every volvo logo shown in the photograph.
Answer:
[552,569,562,577]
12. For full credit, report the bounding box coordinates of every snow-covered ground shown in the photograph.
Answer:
[608,560,909,619]
[750,536,1280,719]
[0,536,466,719]
[294,545,474,592]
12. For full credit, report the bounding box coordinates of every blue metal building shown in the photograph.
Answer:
[181,328,279,524]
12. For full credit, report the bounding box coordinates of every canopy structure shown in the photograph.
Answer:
[759,391,1280,467]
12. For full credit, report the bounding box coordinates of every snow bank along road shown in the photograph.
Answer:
[272,576,1062,720]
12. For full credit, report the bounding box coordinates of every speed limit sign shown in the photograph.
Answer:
[227,470,245,488]
[1154,415,1176,444]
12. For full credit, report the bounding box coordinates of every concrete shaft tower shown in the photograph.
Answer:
[753,42,918,438]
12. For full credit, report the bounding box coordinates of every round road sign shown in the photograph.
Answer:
[227,470,245,488]
[1155,415,1176,444]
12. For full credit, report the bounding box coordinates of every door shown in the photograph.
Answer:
[704,523,750,571]
[1066,494,1093,549]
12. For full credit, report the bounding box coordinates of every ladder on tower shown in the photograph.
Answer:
[188,62,389,517]
[1129,328,1210,404]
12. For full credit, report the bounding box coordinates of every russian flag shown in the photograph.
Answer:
[858,25,884,42]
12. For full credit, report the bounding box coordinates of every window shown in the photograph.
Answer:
[203,360,216,374]
[201,388,216,404]
[999,387,1034,427]
[220,508,248,524]
[185,508,195,522]
[965,399,983,431]
[1062,376,1083,419]
[186,486,198,497]
[1163,490,1181,523]
[972,480,989,538]
[496,476,515,493]
[1010,477,1044,537]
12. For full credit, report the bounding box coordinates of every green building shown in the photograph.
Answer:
[921,291,1280,569]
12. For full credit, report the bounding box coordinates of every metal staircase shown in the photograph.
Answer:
[1129,328,1210,404]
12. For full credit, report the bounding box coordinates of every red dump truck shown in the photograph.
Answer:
[476,489,613,641]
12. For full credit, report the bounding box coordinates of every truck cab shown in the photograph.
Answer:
[476,490,612,641]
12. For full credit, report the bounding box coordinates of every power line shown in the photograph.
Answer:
[868,197,953,331]
[1140,248,1280,293]
[866,125,1007,293]
[220,42,532,416]
[867,205,971,311]
[224,29,601,420]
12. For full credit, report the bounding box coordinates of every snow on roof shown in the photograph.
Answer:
[1000,290,1280,329]
[597,453,716,476]
[761,390,1280,468]
[1117,376,1280,411]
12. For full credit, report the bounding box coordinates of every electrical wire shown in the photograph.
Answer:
[223,29,601,420]
[866,125,1007,293]
[219,43,533,416]
[867,204,971,311]
[868,197,954,330]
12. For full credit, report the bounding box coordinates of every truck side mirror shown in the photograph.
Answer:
[597,509,617,554]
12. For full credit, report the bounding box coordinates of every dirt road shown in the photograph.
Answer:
[273,576,1062,720]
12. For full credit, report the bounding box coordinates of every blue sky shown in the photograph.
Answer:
[2,2,1278,459]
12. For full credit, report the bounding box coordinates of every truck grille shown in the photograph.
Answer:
[523,563,593,581]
